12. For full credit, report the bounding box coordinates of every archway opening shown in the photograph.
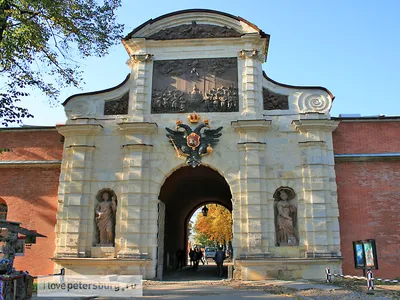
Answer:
[158,165,232,279]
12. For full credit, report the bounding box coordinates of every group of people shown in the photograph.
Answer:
[188,247,206,270]
[175,246,226,277]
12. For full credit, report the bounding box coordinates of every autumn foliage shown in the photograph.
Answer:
[194,204,232,246]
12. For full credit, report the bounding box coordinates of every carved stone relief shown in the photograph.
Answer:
[297,92,331,114]
[148,21,242,40]
[152,58,238,114]
[94,188,117,246]
[274,187,298,246]
[263,88,289,110]
[104,93,129,115]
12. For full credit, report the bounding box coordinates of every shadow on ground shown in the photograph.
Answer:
[163,264,228,281]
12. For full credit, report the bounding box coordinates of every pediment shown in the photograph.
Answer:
[147,21,242,40]
[123,9,268,41]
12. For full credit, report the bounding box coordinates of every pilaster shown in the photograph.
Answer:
[292,117,341,257]
[128,54,153,121]
[233,120,271,258]
[238,42,265,117]
[55,124,102,258]
[117,122,158,261]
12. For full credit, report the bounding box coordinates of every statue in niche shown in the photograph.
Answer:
[95,189,117,246]
[274,187,298,246]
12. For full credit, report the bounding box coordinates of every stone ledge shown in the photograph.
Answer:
[0,160,61,168]
[235,257,342,265]
[52,258,152,265]
[334,153,400,162]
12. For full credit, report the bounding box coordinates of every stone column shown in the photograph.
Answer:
[238,41,265,117]
[232,120,271,258]
[55,124,102,257]
[292,116,340,257]
[116,122,158,266]
[127,54,153,121]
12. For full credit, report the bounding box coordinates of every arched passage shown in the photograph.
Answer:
[158,165,232,276]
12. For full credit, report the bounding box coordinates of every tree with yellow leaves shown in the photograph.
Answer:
[194,204,232,248]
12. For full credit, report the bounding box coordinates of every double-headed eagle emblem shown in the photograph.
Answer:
[166,116,223,168]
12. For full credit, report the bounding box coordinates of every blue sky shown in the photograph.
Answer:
[15,0,400,125]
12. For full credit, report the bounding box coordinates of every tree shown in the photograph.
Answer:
[0,0,124,126]
[194,204,233,248]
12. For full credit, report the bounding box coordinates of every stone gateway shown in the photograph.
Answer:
[55,9,342,280]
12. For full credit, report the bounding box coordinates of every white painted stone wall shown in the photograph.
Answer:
[54,11,341,280]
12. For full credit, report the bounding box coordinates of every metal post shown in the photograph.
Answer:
[367,270,374,291]
[325,268,332,283]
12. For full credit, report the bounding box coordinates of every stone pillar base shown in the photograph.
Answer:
[53,258,154,278]
[234,257,342,280]
[91,246,115,258]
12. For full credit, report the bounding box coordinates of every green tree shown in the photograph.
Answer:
[0,0,124,126]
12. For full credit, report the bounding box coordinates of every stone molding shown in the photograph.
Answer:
[52,258,151,265]
[298,141,327,148]
[57,124,103,137]
[0,160,61,168]
[334,153,400,162]
[117,122,158,134]
[231,120,272,133]
[122,144,153,152]
[292,119,339,133]
[237,142,266,151]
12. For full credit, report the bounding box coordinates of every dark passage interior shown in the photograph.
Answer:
[158,165,232,275]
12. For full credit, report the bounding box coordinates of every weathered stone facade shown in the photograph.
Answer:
[1,10,332,280]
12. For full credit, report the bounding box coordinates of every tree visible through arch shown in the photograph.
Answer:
[194,204,232,249]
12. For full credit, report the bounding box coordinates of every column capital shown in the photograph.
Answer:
[238,49,265,62]
[292,119,339,133]
[231,119,272,133]
[237,142,266,151]
[122,144,153,152]
[117,122,158,135]
[57,124,103,137]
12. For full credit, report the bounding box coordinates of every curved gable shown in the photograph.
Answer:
[123,9,268,40]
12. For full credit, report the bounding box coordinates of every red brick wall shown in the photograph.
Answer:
[333,121,400,154]
[333,121,400,279]
[0,130,63,161]
[0,129,63,275]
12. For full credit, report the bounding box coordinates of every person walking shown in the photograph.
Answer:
[214,246,226,277]
[193,248,200,271]
[189,248,194,267]
[200,249,206,265]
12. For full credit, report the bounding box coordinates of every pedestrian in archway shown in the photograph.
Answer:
[189,248,194,267]
[193,248,200,271]
[175,248,184,270]
[214,246,226,277]
[200,248,206,265]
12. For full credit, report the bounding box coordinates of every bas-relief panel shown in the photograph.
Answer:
[151,58,239,114]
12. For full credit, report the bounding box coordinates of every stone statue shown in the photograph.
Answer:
[95,189,117,246]
[274,187,298,246]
